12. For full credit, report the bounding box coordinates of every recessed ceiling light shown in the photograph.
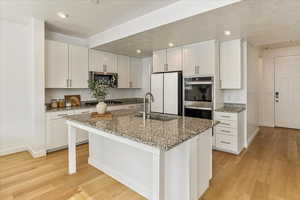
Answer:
[168,42,174,47]
[224,30,231,36]
[136,49,142,54]
[57,12,69,19]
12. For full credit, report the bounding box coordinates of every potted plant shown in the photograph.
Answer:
[88,79,109,114]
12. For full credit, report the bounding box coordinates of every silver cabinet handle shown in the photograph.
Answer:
[221,130,231,133]
[220,123,231,126]
[57,114,68,117]
[194,65,197,74]
[221,115,230,118]
[220,141,231,144]
[66,79,69,87]
[70,79,72,88]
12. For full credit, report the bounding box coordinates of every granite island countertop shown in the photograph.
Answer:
[65,109,216,151]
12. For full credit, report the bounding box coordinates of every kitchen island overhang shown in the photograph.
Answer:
[66,110,215,200]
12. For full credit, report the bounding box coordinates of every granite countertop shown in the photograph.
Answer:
[46,98,144,113]
[215,103,246,113]
[65,109,216,151]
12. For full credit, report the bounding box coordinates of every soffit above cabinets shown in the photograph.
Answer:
[0,0,179,37]
[94,0,300,57]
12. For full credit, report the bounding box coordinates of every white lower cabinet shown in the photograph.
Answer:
[213,111,245,155]
[46,104,143,152]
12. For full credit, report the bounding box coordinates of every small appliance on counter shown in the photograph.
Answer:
[183,76,213,119]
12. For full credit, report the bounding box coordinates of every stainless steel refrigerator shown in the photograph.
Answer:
[150,71,183,115]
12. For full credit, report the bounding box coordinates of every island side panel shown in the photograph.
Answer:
[152,151,165,200]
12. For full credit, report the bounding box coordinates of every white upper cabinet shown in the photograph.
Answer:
[130,57,142,88]
[183,40,216,76]
[101,51,117,73]
[117,55,130,88]
[69,45,89,88]
[153,49,166,73]
[45,40,69,88]
[89,50,117,73]
[166,47,182,71]
[220,39,242,89]
[153,47,182,73]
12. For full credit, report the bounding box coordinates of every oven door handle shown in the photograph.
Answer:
[185,81,213,85]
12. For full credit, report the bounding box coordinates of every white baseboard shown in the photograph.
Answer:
[27,145,47,158]
[0,145,27,156]
[89,157,151,199]
[247,128,260,146]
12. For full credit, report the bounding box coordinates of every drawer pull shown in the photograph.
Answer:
[221,115,230,118]
[220,123,230,126]
[220,141,231,144]
[221,130,231,133]
[57,114,68,117]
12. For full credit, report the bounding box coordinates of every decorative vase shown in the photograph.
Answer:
[96,101,107,114]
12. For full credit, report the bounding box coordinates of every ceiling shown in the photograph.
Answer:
[0,0,179,37]
[94,0,300,57]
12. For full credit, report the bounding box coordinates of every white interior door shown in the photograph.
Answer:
[275,56,300,129]
[164,73,178,115]
[151,73,164,113]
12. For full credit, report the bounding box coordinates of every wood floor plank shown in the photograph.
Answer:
[0,127,299,200]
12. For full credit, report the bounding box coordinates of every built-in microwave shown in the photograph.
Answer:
[89,71,118,88]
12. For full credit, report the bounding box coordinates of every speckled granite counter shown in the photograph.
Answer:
[66,109,216,151]
[46,98,144,112]
[215,103,246,113]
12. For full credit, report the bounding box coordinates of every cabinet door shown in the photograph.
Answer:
[89,49,99,71]
[130,57,142,88]
[166,47,182,71]
[182,45,199,76]
[46,114,70,150]
[45,40,69,88]
[153,49,166,73]
[102,51,117,73]
[69,45,89,88]
[117,55,130,88]
[183,41,215,76]
[220,39,242,89]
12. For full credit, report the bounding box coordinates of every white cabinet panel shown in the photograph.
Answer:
[102,51,117,73]
[89,49,99,71]
[153,49,166,73]
[151,73,164,113]
[69,45,89,88]
[220,39,242,89]
[164,73,179,115]
[130,57,142,88]
[45,40,69,88]
[183,40,216,76]
[166,47,182,71]
[117,55,130,88]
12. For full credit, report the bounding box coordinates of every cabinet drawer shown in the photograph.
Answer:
[215,126,237,136]
[217,119,237,129]
[215,112,237,121]
[216,134,236,152]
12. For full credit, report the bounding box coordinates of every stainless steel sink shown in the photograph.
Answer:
[135,112,177,121]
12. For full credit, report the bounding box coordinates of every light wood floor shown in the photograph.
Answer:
[0,127,300,200]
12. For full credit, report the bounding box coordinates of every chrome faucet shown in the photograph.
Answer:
[144,92,154,120]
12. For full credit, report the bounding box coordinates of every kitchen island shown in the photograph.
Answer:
[66,109,215,200]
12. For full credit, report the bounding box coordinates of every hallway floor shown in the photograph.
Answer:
[0,127,299,200]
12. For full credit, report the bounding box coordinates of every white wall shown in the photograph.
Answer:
[246,42,261,143]
[0,19,33,155]
[260,46,300,127]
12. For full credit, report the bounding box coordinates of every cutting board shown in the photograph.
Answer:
[91,112,113,119]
